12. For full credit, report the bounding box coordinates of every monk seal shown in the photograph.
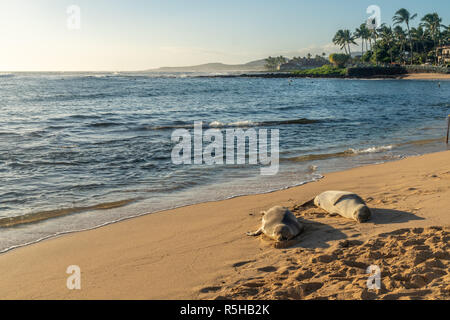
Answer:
[314,191,371,223]
[247,206,304,241]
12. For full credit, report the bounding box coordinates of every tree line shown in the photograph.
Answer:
[265,54,329,71]
[332,8,449,65]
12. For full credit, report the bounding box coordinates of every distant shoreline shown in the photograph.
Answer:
[196,71,450,80]
[2,71,448,80]
[398,73,450,80]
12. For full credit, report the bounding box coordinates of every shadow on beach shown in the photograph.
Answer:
[279,207,425,250]
[370,208,425,225]
[291,218,348,249]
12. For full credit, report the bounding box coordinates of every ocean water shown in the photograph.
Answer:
[0,72,449,252]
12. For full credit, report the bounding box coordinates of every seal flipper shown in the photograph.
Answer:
[296,198,316,210]
[246,228,263,237]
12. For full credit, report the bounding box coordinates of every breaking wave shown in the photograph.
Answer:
[138,118,322,131]
[284,145,395,162]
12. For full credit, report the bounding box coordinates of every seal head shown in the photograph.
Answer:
[354,205,372,223]
[272,224,296,241]
[247,206,304,242]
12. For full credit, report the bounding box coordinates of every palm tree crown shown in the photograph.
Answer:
[393,8,418,64]
[421,13,443,63]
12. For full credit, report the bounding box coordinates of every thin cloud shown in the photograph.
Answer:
[267,42,361,58]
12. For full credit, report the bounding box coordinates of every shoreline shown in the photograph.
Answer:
[397,73,450,80]
[198,72,450,80]
[0,136,444,255]
[4,71,450,80]
[2,73,447,258]
[0,150,449,299]
[0,174,325,256]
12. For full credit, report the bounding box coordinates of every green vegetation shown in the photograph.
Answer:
[329,53,351,67]
[354,24,371,57]
[332,29,357,55]
[289,54,329,67]
[291,65,347,77]
[264,56,288,71]
[333,8,449,66]
[264,54,329,71]
[263,7,448,74]
[393,8,418,64]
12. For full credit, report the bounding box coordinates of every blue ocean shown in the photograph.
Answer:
[0,72,449,252]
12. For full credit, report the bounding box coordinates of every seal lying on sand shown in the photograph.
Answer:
[247,206,304,241]
[314,191,372,223]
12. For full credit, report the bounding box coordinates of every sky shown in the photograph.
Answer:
[0,0,448,71]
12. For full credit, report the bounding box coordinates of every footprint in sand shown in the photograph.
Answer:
[257,266,277,272]
[199,286,222,293]
[242,281,265,288]
[208,226,449,300]
[232,260,255,268]
[286,282,324,299]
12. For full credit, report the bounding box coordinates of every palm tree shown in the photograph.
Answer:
[444,25,450,45]
[333,29,357,55]
[333,30,348,54]
[264,56,277,71]
[342,29,357,56]
[421,13,443,64]
[370,26,380,64]
[411,26,427,62]
[355,24,370,57]
[394,26,406,63]
[264,56,288,71]
[393,8,418,64]
[363,24,372,51]
[380,24,395,63]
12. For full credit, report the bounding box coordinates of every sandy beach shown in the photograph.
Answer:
[0,150,448,300]
[400,73,450,80]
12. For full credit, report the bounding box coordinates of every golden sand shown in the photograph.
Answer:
[0,150,449,300]
[400,73,450,80]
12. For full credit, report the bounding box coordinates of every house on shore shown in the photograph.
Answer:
[437,45,450,65]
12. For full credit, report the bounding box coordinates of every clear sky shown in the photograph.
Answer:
[0,0,448,71]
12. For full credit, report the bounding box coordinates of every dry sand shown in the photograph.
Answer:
[0,150,449,300]
[400,73,450,80]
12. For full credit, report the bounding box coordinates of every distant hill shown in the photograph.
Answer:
[147,59,267,73]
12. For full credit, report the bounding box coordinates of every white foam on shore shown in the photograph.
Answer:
[0,139,443,255]
[209,120,256,128]
[350,145,394,154]
[0,173,324,255]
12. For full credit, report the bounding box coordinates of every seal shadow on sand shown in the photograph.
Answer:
[271,217,348,250]
[273,207,424,250]
[369,208,425,224]
[294,218,347,249]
